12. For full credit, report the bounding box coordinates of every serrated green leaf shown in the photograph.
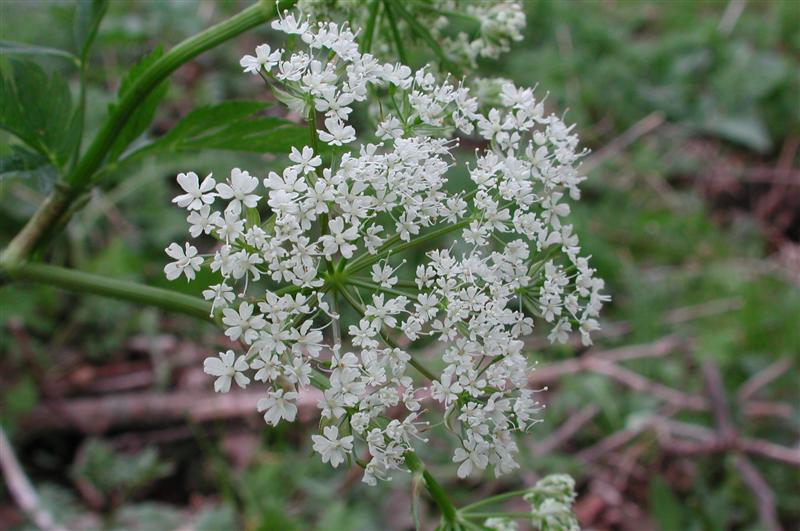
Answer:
[122,101,310,161]
[0,58,77,171]
[156,100,270,142]
[0,40,79,65]
[107,46,168,161]
[74,0,109,62]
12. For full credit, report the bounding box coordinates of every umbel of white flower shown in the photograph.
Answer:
[165,11,607,486]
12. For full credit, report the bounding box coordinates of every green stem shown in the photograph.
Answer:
[461,511,537,520]
[1,0,293,266]
[460,488,532,512]
[383,0,408,65]
[404,451,458,524]
[347,277,417,299]
[360,0,381,54]
[346,233,402,272]
[307,101,320,168]
[71,61,89,170]
[337,286,437,381]
[346,216,474,276]
[5,263,213,322]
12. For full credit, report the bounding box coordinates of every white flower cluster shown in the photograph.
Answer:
[296,0,525,68]
[484,474,579,531]
[165,11,606,485]
[433,1,526,66]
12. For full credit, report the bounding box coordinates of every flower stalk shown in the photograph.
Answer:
[0,0,294,268]
[5,263,213,322]
[403,451,459,526]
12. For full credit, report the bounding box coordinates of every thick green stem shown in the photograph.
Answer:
[1,0,292,266]
[404,451,458,524]
[5,263,213,322]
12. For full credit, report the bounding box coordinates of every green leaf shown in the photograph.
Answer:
[106,46,169,161]
[0,144,58,190]
[0,58,77,170]
[74,0,109,62]
[71,438,173,501]
[698,111,772,153]
[0,376,39,429]
[649,477,685,531]
[0,40,79,65]
[194,504,239,531]
[245,206,261,228]
[124,101,309,161]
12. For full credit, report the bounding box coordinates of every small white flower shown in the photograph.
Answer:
[216,168,260,211]
[318,117,356,146]
[311,425,354,468]
[187,205,221,237]
[257,389,299,425]
[202,282,234,313]
[240,43,282,74]
[271,11,308,35]
[431,370,462,406]
[203,350,250,393]
[173,172,216,210]
[370,262,399,288]
[163,242,203,281]
[289,146,322,175]
[453,438,489,478]
[222,302,266,344]
[319,217,358,258]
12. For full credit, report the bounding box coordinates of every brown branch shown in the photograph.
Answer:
[596,335,686,363]
[739,438,800,467]
[734,454,783,531]
[528,335,684,382]
[737,358,792,402]
[533,404,600,456]
[702,361,736,443]
[0,426,67,531]
[582,111,665,174]
[662,297,743,325]
[21,389,322,434]
[576,419,657,463]
[586,358,708,411]
[743,401,794,420]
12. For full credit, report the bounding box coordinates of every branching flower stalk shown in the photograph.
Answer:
[165,9,606,527]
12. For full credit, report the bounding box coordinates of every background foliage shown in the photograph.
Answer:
[1,1,798,529]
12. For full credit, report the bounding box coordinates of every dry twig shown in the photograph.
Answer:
[0,426,67,531]
[734,455,782,531]
[738,358,792,402]
[533,405,600,456]
[22,389,322,434]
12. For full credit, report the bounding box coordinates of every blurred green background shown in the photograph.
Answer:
[1,1,798,530]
